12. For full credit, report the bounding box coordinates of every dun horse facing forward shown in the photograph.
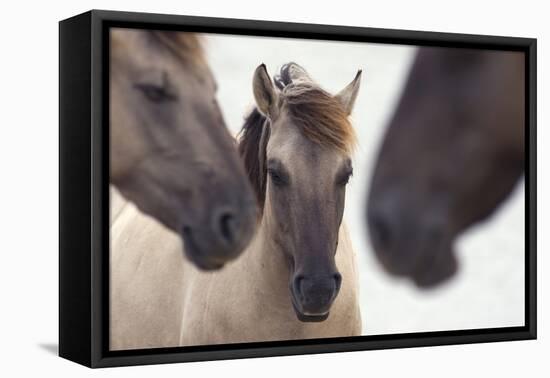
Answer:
[110,62,362,350]
[110,29,257,270]
[367,48,525,287]
[178,63,362,345]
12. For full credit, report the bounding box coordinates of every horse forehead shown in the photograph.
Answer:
[111,28,149,56]
[111,31,162,75]
[267,122,345,177]
[111,29,215,93]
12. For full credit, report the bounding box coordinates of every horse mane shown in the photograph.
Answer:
[238,64,356,211]
[238,108,270,208]
[150,31,205,67]
[283,82,356,154]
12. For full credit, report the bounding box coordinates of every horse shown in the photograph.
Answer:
[367,47,525,288]
[177,63,362,345]
[110,28,257,270]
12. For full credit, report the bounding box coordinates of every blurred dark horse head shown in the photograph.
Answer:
[367,47,525,288]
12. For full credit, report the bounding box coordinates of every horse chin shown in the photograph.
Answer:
[296,312,330,323]
[374,236,458,288]
[291,298,330,323]
[410,251,458,288]
[181,227,226,271]
[188,255,225,271]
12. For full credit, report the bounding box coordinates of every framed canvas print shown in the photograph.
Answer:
[59,10,537,368]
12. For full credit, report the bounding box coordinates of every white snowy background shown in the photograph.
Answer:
[205,33,525,334]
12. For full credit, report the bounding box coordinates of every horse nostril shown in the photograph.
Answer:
[181,225,193,240]
[293,275,305,300]
[217,211,236,244]
[333,273,342,291]
[369,210,392,249]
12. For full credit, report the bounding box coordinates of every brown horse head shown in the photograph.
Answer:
[110,29,257,270]
[239,63,361,321]
[367,47,525,287]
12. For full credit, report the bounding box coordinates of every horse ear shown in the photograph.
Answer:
[335,69,362,115]
[253,64,279,118]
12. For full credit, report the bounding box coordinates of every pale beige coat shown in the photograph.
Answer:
[110,186,361,350]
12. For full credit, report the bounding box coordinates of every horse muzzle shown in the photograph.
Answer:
[290,273,342,322]
[181,202,257,270]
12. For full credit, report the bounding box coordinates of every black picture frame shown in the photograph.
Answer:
[59,9,537,368]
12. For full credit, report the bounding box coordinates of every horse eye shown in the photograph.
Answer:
[268,169,287,187]
[134,83,177,103]
[134,71,178,103]
[338,171,353,186]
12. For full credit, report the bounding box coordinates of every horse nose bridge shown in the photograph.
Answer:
[296,211,340,259]
[197,162,248,198]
